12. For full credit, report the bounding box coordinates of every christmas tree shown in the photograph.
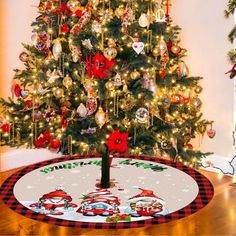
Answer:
[0,0,213,165]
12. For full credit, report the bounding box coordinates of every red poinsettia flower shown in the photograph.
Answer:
[106,130,128,153]
[86,53,115,79]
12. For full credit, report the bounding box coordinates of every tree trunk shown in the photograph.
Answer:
[100,145,110,188]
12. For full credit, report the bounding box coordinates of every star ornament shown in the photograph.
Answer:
[106,130,128,153]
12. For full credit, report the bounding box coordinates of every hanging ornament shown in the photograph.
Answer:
[42,108,56,122]
[90,0,99,7]
[152,47,160,57]
[19,52,30,62]
[71,3,92,34]
[46,69,62,84]
[60,24,70,34]
[158,38,168,56]
[31,33,39,46]
[63,75,73,89]
[115,5,125,18]
[161,140,172,150]
[67,0,81,13]
[153,143,161,156]
[171,94,184,105]
[135,107,149,123]
[190,97,202,110]
[20,90,29,98]
[69,42,81,63]
[50,139,61,149]
[159,69,166,78]
[138,13,149,28]
[92,20,102,33]
[105,80,115,91]
[207,125,216,139]
[132,41,145,54]
[81,127,97,134]
[33,111,42,122]
[114,73,122,86]
[120,94,135,111]
[86,97,97,115]
[155,8,166,23]
[77,103,87,118]
[53,88,64,98]
[149,79,158,96]
[2,123,11,133]
[52,38,62,60]
[162,94,171,108]
[130,70,141,80]
[178,62,189,77]
[123,116,131,128]
[195,85,203,94]
[143,71,150,89]
[171,44,182,56]
[103,47,117,61]
[99,8,114,22]
[95,107,107,128]
[82,39,93,50]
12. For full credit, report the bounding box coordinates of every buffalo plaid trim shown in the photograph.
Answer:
[0,155,214,229]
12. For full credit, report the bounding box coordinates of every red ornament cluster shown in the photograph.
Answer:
[35,130,61,150]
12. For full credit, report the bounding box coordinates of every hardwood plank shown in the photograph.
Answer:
[0,168,235,236]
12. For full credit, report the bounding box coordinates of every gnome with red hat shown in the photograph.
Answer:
[30,187,77,215]
[125,188,168,217]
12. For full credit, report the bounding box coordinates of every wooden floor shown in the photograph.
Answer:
[0,168,236,236]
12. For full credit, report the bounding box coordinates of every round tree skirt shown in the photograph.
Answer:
[0,155,214,229]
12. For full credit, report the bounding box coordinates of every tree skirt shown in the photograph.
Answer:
[0,155,214,229]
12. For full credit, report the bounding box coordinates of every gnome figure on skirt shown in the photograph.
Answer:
[125,188,169,217]
[30,186,77,215]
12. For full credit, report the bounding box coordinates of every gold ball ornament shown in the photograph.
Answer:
[95,107,107,128]
[190,97,202,110]
[53,88,64,98]
[105,80,115,91]
[63,75,73,89]
[195,86,203,94]
[103,47,117,61]
[171,44,181,55]
[152,47,160,57]
[130,70,141,80]
[67,0,82,13]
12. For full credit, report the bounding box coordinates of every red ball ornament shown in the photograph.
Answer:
[2,123,11,133]
[61,24,70,33]
[159,70,166,78]
[50,139,61,149]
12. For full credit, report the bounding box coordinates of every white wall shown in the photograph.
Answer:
[172,0,234,157]
[1,0,234,158]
